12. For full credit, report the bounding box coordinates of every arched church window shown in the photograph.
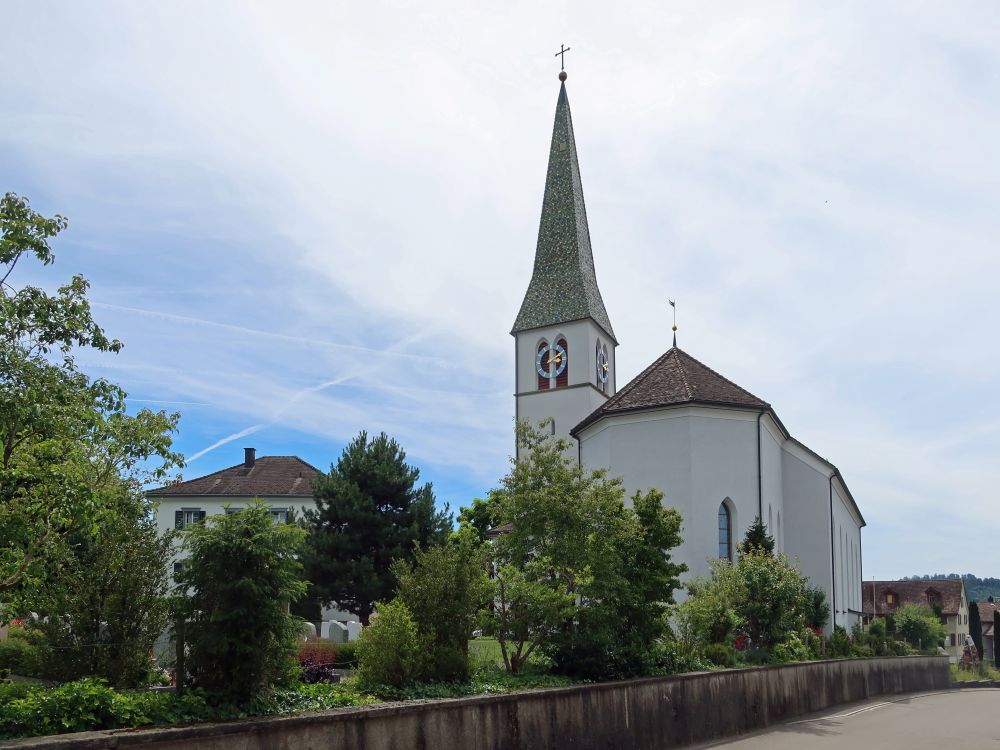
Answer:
[718,502,732,561]
[536,340,550,390]
[555,337,569,388]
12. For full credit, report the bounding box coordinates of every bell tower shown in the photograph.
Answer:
[512,74,617,457]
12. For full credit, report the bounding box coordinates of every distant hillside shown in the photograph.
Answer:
[902,573,1000,603]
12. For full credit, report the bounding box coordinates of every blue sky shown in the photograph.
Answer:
[3,1,999,579]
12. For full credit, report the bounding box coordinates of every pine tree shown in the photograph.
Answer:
[303,432,451,625]
[995,611,999,668]
[968,601,983,660]
[738,515,776,556]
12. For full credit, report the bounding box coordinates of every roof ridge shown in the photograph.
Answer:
[675,348,767,405]
[673,349,695,401]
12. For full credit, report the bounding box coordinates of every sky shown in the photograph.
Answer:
[2,1,999,580]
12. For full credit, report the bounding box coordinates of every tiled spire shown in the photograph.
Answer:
[512,80,615,341]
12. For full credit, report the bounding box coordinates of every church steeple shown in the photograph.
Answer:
[512,79,616,342]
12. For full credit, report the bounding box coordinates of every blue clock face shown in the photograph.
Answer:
[535,343,568,379]
[596,348,609,383]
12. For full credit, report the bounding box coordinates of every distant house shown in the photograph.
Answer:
[977,597,999,664]
[147,447,355,626]
[862,579,969,661]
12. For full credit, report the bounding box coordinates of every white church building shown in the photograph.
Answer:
[513,73,865,633]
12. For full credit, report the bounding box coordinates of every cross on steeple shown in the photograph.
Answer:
[554,44,571,71]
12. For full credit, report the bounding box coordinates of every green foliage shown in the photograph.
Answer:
[482,421,686,678]
[828,625,851,657]
[0,192,182,607]
[355,599,423,688]
[26,489,172,686]
[703,643,734,667]
[393,527,491,681]
[893,604,947,651]
[676,577,739,648]
[455,496,499,542]
[0,624,44,676]
[304,431,451,626]
[335,640,360,669]
[175,502,307,705]
[772,630,815,663]
[737,516,775,555]
[544,487,687,680]
[803,587,830,630]
[969,601,983,660]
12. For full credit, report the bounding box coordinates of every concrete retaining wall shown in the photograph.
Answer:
[9,656,950,750]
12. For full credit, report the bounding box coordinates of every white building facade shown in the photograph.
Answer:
[513,75,865,633]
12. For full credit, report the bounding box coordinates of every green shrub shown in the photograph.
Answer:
[772,632,812,663]
[356,600,423,688]
[175,501,308,705]
[703,643,734,667]
[0,626,44,676]
[392,529,490,682]
[336,641,360,669]
[893,605,947,651]
[828,626,851,657]
[891,640,911,656]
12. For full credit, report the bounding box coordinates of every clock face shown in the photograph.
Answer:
[596,348,609,383]
[535,343,568,379]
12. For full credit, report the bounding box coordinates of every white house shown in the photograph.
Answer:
[512,73,865,633]
[148,447,356,627]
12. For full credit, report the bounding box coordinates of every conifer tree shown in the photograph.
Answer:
[304,432,451,625]
[738,515,776,556]
[968,601,983,660]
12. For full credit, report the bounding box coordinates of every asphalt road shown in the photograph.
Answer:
[691,689,1000,749]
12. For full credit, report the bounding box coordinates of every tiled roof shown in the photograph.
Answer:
[511,80,615,341]
[573,347,768,434]
[147,456,320,497]
[977,600,999,635]
[862,580,966,617]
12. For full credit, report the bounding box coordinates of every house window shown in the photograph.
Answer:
[718,502,732,561]
[172,561,185,575]
[174,509,206,529]
[885,591,896,606]
[950,633,956,647]
[270,508,289,524]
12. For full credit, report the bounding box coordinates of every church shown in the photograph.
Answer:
[512,72,865,634]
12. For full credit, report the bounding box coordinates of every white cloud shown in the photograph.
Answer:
[2,0,999,575]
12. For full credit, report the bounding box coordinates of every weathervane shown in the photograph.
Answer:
[555,43,571,81]
[669,299,678,347]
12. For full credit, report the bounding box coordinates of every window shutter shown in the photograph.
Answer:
[175,510,184,529]
[197,510,207,524]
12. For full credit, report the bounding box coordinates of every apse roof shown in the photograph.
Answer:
[573,346,768,434]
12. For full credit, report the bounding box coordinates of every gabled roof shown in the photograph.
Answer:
[573,346,768,435]
[147,456,320,498]
[511,79,615,342]
[977,600,999,636]
[862,580,966,617]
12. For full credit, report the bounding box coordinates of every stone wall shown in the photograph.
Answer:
[10,656,950,750]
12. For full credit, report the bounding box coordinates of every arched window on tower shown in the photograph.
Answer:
[555,337,569,388]
[718,501,733,561]
[536,340,550,390]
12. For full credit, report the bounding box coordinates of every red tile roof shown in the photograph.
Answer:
[573,347,768,434]
[862,580,966,617]
[977,600,999,636]
[147,456,320,497]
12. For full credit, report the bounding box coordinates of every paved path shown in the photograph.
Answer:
[692,689,1000,749]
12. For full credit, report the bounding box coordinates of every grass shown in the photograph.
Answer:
[469,638,504,668]
[950,663,1000,682]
